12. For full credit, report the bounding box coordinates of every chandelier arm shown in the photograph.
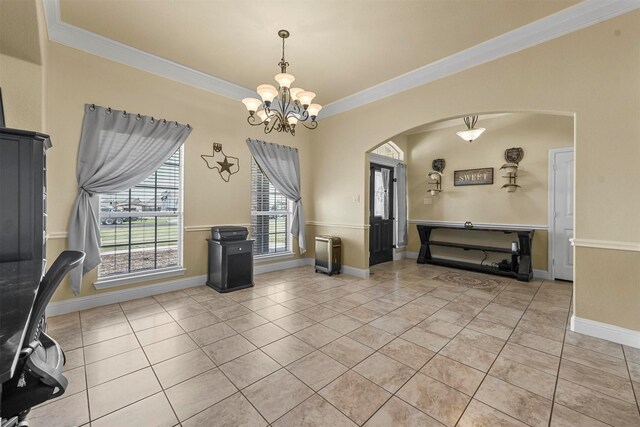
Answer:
[299,120,318,130]
[247,114,265,126]
[297,109,310,122]
[264,114,280,134]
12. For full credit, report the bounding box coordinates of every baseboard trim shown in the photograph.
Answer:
[46,274,207,316]
[47,257,370,315]
[342,265,370,279]
[405,251,418,260]
[571,315,640,349]
[254,257,312,274]
[533,269,551,280]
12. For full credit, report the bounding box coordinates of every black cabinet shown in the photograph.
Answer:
[0,128,51,383]
[206,239,254,293]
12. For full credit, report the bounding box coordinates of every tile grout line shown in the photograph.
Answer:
[124,300,184,427]
[430,276,538,426]
[77,310,92,424]
[349,271,529,425]
[44,264,617,427]
[312,272,520,425]
[547,284,572,427]
[622,347,640,418]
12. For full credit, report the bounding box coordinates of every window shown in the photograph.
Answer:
[98,148,183,279]
[372,141,404,160]
[251,160,292,256]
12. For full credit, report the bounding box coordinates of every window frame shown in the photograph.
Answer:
[95,146,185,287]
[372,141,404,161]
[250,159,294,258]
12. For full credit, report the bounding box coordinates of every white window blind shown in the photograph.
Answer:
[98,148,183,277]
[251,159,292,256]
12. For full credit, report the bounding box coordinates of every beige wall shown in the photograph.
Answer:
[405,113,573,270]
[309,11,640,331]
[3,3,639,333]
[0,0,42,65]
[40,41,312,301]
[0,53,43,130]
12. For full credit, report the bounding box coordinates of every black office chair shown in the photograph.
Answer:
[0,251,85,427]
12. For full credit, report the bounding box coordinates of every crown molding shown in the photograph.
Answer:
[43,0,640,117]
[42,0,255,101]
[320,0,640,118]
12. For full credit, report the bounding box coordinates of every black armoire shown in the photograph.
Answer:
[0,128,51,384]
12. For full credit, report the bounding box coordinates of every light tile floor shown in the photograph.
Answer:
[31,260,640,426]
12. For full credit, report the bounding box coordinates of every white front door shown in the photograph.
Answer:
[552,149,574,281]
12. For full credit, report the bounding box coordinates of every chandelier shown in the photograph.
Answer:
[241,30,322,136]
[456,115,486,143]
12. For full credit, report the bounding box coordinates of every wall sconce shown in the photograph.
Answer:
[500,147,524,192]
[427,158,445,196]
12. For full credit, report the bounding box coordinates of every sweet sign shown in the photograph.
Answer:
[454,168,494,186]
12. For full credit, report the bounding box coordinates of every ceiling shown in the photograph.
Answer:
[58,0,579,106]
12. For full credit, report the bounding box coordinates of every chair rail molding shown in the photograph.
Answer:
[571,238,640,252]
[305,221,369,230]
[43,0,640,117]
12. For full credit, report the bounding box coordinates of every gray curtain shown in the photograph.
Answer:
[246,138,306,254]
[67,104,192,294]
[395,163,408,247]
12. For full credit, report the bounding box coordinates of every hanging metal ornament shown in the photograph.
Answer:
[432,158,446,173]
[201,142,240,182]
[504,147,524,164]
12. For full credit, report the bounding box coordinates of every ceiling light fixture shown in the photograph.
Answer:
[241,30,321,136]
[456,115,485,143]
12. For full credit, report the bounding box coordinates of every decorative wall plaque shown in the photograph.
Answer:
[454,168,494,186]
[504,147,524,164]
[201,142,240,182]
[432,158,446,173]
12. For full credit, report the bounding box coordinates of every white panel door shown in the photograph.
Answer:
[552,149,574,281]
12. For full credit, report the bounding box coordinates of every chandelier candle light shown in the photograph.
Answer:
[456,115,486,143]
[242,30,322,136]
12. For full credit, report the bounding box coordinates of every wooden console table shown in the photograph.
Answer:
[416,224,534,282]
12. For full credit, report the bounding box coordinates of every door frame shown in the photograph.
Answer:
[368,153,404,248]
[548,147,574,280]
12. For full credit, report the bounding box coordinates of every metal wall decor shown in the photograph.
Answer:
[504,147,524,164]
[501,147,523,192]
[432,158,446,173]
[201,142,240,182]
[454,168,493,186]
[427,158,446,196]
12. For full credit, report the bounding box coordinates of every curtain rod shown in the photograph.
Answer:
[88,103,191,129]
